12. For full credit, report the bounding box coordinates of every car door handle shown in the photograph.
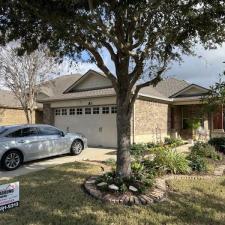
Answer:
[17,140,25,143]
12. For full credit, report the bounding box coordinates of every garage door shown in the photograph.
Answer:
[54,106,117,148]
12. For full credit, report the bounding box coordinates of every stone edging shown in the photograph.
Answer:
[84,165,225,206]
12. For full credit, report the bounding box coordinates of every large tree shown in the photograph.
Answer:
[0,46,57,123]
[0,0,224,177]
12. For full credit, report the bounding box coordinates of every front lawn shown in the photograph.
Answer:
[0,162,225,225]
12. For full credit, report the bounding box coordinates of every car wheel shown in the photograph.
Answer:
[1,150,23,171]
[71,140,83,155]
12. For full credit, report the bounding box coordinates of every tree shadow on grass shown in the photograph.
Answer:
[149,180,225,225]
[1,162,225,225]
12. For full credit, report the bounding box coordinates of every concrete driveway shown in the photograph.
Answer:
[0,147,116,181]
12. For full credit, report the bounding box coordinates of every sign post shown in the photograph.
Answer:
[0,182,19,212]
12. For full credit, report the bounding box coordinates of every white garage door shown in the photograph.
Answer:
[54,106,117,148]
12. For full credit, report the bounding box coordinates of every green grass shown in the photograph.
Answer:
[0,162,225,225]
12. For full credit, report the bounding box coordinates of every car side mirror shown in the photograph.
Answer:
[60,131,65,137]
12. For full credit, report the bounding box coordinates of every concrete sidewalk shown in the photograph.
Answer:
[0,147,116,181]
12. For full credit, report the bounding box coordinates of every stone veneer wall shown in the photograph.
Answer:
[132,99,170,143]
[43,103,54,125]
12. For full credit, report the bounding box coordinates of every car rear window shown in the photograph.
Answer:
[0,127,8,135]
[6,127,39,138]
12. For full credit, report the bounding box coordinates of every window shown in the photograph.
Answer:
[69,108,75,115]
[39,126,62,136]
[62,108,67,116]
[93,107,99,114]
[77,108,83,115]
[182,106,204,129]
[102,107,109,114]
[7,127,38,138]
[111,106,117,114]
[0,127,8,136]
[55,109,61,116]
[85,108,92,114]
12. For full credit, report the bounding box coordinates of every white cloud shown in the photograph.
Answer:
[58,44,225,88]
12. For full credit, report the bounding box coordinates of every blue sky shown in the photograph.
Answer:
[60,44,225,88]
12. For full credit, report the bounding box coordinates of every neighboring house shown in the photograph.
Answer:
[38,69,223,148]
[0,74,82,125]
[0,89,43,125]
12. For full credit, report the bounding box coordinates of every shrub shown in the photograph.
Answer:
[209,137,225,153]
[144,147,191,175]
[130,143,148,158]
[96,168,155,194]
[190,142,222,160]
[146,142,160,149]
[187,153,208,172]
[164,137,183,147]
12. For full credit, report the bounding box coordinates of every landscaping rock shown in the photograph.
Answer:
[138,196,147,205]
[119,194,127,203]
[133,196,141,205]
[123,195,130,205]
[103,194,112,202]
[129,196,135,205]
[108,184,119,191]
[97,182,107,187]
[129,185,138,192]
[140,195,154,204]
[86,179,96,184]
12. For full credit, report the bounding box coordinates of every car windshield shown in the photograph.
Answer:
[0,127,8,135]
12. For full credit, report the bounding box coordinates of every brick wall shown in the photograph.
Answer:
[0,108,43,125]
[132,99,170,143]
[0,108,27,125]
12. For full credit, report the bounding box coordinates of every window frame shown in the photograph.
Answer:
[61,108,68,116]
[77,108,83,115]
[93,107,100,114]
[55,109,61,116]
[85,107,92,115]
[111,106,117,114]
[102,106,110,114]
[69,108,76,115]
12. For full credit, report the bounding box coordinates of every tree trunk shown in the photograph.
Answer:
[116,96,132,178]
[24,109,32,124]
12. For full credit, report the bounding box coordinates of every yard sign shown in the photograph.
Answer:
[0,182,19,212]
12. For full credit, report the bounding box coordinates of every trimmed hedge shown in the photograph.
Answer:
[209,137,225,153]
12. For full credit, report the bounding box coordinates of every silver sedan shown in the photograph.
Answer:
[0,124,87,171]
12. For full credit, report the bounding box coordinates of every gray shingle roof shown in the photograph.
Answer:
[39,73,82,97]
[154,77,189,97]
[0,71,194,107]
[0,90,22,108]
[38,77,191,102]
[0,74,82,108]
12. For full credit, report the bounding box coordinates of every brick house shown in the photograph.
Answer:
[0,74,81,125]
[0,89,43,125]
[39,69,222,148]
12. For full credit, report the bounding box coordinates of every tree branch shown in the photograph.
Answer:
[82,42,118,92]
[129,67,166,113]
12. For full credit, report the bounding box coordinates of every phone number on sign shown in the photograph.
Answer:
[0,202,19,212]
